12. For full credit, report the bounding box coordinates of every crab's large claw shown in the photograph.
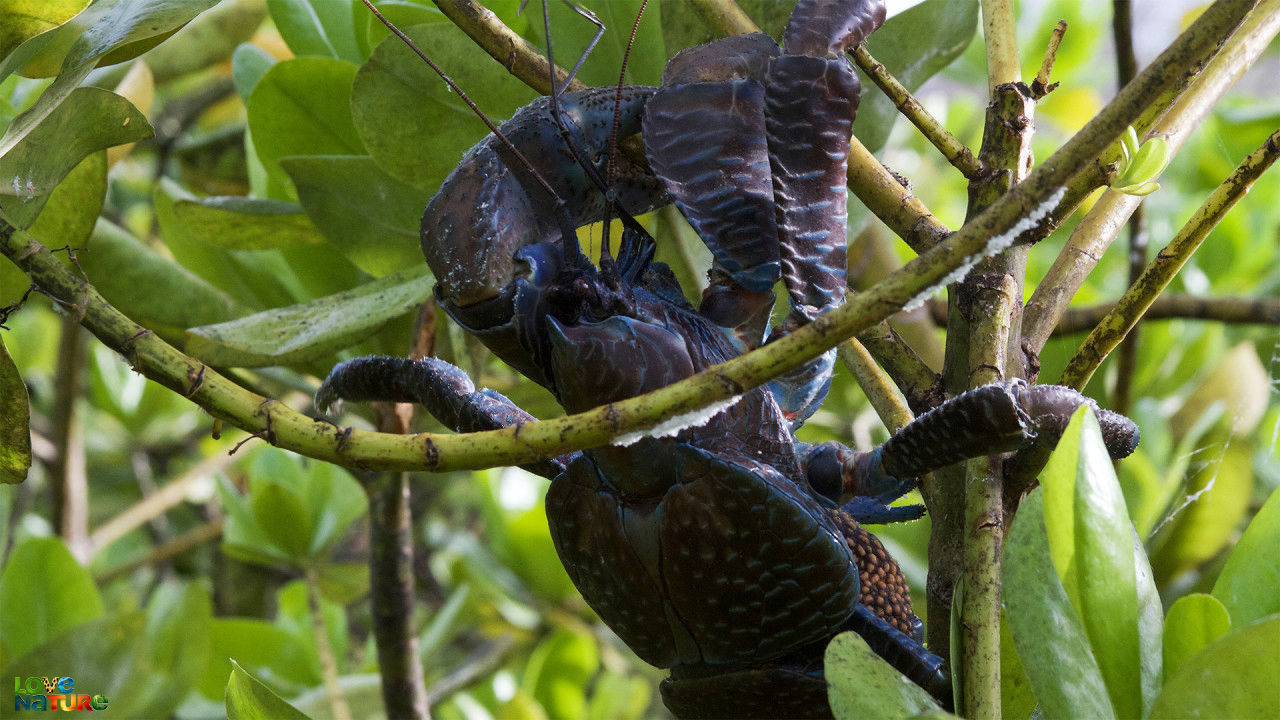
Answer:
[421,87,668,388]
[642,0,885,425]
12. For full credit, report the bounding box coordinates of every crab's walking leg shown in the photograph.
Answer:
[804,380,1141,517]
[846,605,953,707]
[316,356,575,479]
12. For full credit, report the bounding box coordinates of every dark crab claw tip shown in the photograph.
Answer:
[783,0,887,58]
[1097,408,1141,459]
[659,33,780,86]
[547,315,695,413]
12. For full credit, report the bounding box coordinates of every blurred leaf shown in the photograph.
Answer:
[315,562,370,605]
[1147,616,1280,720]
[1162,593,1231,680]
[172,195,327,250]
[0,0,216,157]
[220,475,297,569]
[523,630,599,720]
[358,0,447,55]
[500,689,551,720]
[276,580,349,680]
[1040,407,1160,718]
[1171,342,1269,439]
[290,673,383,719]
[585,672,650,720]
[1004,487,1114,720]
[199,618,312,699]
[3,612,152,716]
[0,536,104,661]
[268,0,362,63]
[79,217,244,336]
[0,334,31,484]
[142,0,268,84]
[106,60,153,168]
[132,581,214,716]
[282,154,427,276]
[1150,438,1254,583]
[0,86,149,202]
[853,0,980,153]
[527,0,665,87]
[303,461,367,557]
[184,264,429,367]
[825,630,947,719]
[659,0,789,53]
[0,0,89,60]
[247,56,365,200]
[252,481,315,561]
[1212,486,1280,627]
[351,22,533,191]
[153,178,307,309]
[226,659,312,720]
[232,41,276,100]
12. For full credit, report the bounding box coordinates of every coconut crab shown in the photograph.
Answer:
[317,0,1139,716]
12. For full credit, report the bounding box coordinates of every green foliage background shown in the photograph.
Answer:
[0,0,1277,718]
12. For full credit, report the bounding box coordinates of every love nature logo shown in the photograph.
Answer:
[11,676,109,712]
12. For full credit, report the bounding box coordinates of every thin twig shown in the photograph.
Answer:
[95,518,225,584]
[1031,20,1068,99]
[838,338,913,433]
[1051,294,1280,334]
[852,45,983,179]
[1059,127,1280,390]
[1112,0,1144,416]
[425,637,516,706]
[306,566,354,720]
[49,314,89,563]
[431,0,586,95]
[88,443,239,554]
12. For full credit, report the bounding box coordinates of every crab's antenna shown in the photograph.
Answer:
[358,0,565,213]
[522,0,605,90]
[538,0,654,267]
[601,0,651,263]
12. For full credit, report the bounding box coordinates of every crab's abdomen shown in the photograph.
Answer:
[546,442,860,668]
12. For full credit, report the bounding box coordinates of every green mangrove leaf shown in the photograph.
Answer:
[1040,407,1159,718]
[853,0,980,153]
[281,154,426,276]
[0,0,216,158]
[524,630,600,720]
[0,0,89,60]
[1212,486,1280,627]
[268,0,362,63]
[231,41,276,100]
[351,22,533,191]
[0,536,104,661]
[826,631,946,719]
[226,660,311,720]
[1162,593,1231,680]
[197,618,305,700]
[184,264,429,367]
[1147,616,1280,720]
[142,0,268,84]
[0,334,31,484]
[171,195,326,250]
[247,57,365,200]
[1004,487,1115,720]
[0,86,149,200]
[78,218,243,335]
